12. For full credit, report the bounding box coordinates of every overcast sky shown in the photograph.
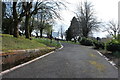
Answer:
[53,0,120,38]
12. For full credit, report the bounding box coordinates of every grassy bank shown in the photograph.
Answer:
[33,38,61,48]
[1,34,61,71]
[1,34,47,52]
[1,34,61,52]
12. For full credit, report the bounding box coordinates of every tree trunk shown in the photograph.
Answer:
[13,2,19,38]
[40,28,43,38]
[83,28,89,38]
[13,21,19,37]
[10,25,14,35]
[29,31,32,37]
[74,37,77,43]
[29,28,32,37]
[50,30,52,43]
[36,32,38,38]
[114,31,117,39]
[25,15,30,39]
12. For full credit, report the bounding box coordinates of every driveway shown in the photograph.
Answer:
[2,43,118,78]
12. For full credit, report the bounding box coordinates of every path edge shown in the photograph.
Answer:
[0,43,64,76]
[96,50,118,70]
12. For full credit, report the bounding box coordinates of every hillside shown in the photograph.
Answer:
[1,34,48,52]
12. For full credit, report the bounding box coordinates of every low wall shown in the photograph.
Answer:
[1,48,55,71]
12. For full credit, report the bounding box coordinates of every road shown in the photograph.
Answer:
[2,43,118,78]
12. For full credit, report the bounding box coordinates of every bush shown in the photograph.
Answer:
[93,40,105,49]
[106,40,120,52]
[79,37,93,46]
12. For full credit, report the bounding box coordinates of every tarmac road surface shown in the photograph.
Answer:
[2,43,118,78]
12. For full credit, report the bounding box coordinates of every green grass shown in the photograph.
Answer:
[33,38,61,48]
[1,34,47,51]
[1,34,61,52]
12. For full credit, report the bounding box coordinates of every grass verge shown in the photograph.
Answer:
[1,34,61,52]
[1,34,47,52]
[1,34,61,71]
[33,38,61,48]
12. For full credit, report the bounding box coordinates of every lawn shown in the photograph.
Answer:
[1,34,61,52]
[33,38,61,48]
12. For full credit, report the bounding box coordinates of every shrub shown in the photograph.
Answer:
[79,37,93,46]
[93,40,105,49]
[106,39,120,52]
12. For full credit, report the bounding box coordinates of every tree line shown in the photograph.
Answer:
[66,1,120,42]
[2,0,66,39]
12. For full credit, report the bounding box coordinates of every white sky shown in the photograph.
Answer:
[53,0,120,38]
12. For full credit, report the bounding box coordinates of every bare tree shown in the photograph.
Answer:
[22,0,66,38]
[2,2,6,19]
[3,0,66,38]
[13,2,19,37]
[12,1,35,38]
[43,23,53,38]
[76,1,100,38]
[29,16,35,37]
[13,1,26,37]
[2,2,14,35]
[103,20,120,39]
